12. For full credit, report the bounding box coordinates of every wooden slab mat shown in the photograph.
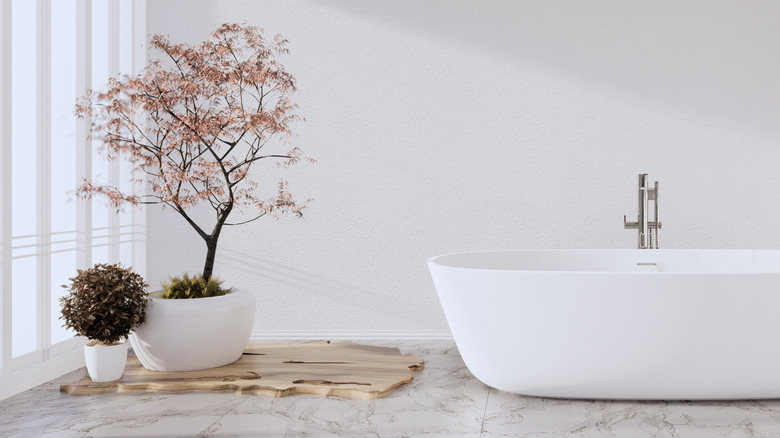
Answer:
[60,341,424,399]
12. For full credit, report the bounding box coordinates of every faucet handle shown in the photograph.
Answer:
[644,181,659,201]
[624,215,639,229]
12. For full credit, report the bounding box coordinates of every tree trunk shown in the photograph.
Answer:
[202,237,218,281]
[203,205,231,281]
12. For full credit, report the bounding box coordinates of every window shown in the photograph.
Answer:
[0,0,146,400]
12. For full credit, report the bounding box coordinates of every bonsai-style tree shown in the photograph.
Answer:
[76,23,311,282]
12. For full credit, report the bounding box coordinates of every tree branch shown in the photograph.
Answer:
[227,154,291,175]
[224,212,267,226]
[174,205,209,241]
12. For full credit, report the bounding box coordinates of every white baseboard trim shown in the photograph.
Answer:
[0,347,85,402]
[250,330,453,341]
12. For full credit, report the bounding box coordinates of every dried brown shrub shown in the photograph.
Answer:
[59,263,149,345]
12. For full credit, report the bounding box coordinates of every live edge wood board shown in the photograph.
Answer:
[61,341,424,399]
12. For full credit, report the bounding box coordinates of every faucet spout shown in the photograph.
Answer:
[623,173,661,249]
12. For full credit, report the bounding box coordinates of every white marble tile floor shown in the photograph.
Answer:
[2,340,780,437]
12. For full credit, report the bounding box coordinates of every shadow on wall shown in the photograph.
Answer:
[217,247,410,324]
[307,0,780,135]
[219,249,372,295]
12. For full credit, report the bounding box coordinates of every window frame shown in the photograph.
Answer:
[0,0,147,401]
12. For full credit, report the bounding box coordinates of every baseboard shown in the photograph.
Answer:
[250,330,453,341]
[0,346,85,402]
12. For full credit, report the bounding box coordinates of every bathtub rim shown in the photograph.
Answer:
[427,248,780,275]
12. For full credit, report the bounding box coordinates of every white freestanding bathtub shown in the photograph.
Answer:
[428,249,780,400]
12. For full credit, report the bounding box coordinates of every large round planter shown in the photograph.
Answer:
[129,289,255,372]
[85,340,129,382]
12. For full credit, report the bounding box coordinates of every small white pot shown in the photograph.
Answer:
[84,340,129,382]
[129,289,255,372]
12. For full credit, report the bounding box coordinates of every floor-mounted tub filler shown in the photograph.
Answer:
[428,175,780,400]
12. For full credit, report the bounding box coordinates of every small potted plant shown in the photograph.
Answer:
[60,263,149,382]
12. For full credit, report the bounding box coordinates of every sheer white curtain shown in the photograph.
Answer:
[0,0,146,400]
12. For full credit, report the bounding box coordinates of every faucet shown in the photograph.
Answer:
[623,174,661,249]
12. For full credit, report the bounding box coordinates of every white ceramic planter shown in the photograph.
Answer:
[84,341,129,382]
[129,289,255,372]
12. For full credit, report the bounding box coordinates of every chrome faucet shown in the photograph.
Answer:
[623,174,661,249]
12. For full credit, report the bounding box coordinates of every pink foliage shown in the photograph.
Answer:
[75,23,313,279]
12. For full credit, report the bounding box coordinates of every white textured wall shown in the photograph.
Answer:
[146,0,780,335]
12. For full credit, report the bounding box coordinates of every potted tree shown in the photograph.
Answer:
[75,23,311,371]
[60,263,149,382]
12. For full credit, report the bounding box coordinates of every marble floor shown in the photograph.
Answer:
[2,340,780,437]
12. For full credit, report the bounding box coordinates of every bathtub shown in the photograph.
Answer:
[427,249,780,400]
